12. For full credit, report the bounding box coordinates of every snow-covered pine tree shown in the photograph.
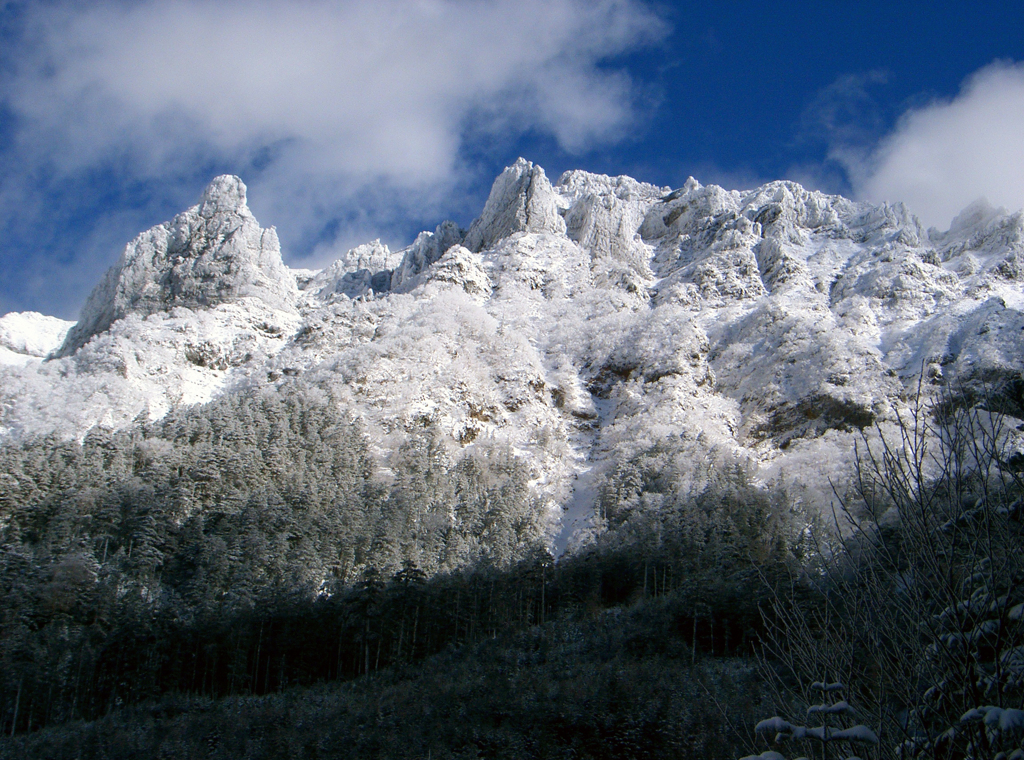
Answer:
[744,681,879,760]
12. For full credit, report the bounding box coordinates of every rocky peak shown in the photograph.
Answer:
[55,176,298,357]
[934,200,1024,262]
[197,174,248,217]
[463,158,567,252]
[311,241,400,301]
[337,240,400,273]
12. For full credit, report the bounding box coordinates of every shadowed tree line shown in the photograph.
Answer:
[0,381,799,744]
[0,597,775,760]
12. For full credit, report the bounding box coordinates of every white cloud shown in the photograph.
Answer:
[7,0,661,187]
[852,62,1024,229]
[0,0,663,308]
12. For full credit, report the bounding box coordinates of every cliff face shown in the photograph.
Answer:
[3,160,1023,546]
[56,176,297,357]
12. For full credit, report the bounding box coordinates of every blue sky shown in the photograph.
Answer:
[1,0,1023,319]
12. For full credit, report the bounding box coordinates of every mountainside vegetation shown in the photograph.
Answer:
[745,396,1024,760]
[0,380,801,757]
[1,380,1021,759]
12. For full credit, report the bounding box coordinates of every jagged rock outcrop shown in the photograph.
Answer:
[312,224,470,300]
[55,176,297,357]
[463,158,566,252]
[558,170,666,271]
[312,241,400,300]
[421,246,491,299]
[390,221,465,292]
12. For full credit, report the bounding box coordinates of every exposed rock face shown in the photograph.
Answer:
[463,158,567,252]
[56,176,297,357]
[390,221,465,292]
[311,240,400,300]
[5,159,1024,548]
[558,170,665,271]
[310,224,469,300]
[422,246,492,299]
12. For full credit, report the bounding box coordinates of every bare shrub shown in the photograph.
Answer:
[748,386,1024,760]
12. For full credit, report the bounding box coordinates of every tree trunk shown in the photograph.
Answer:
[10,678,21,737]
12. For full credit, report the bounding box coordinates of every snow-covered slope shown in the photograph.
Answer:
[3,162,1024,547]
[0,312,74,366]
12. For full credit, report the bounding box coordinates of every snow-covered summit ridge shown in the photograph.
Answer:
[3,159,1024,548]
[55,175,297,357]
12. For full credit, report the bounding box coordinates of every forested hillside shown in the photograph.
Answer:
[3,384,1021,760]
[0,378,799,742]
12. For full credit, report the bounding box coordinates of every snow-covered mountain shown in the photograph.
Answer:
[0,311,74,366]
[3,159,1023,547]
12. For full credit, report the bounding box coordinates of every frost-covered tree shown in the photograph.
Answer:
[744,681,880,760]
[746,391,1024,760]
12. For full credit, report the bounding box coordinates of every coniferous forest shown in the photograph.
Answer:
[0,383,1022,759]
